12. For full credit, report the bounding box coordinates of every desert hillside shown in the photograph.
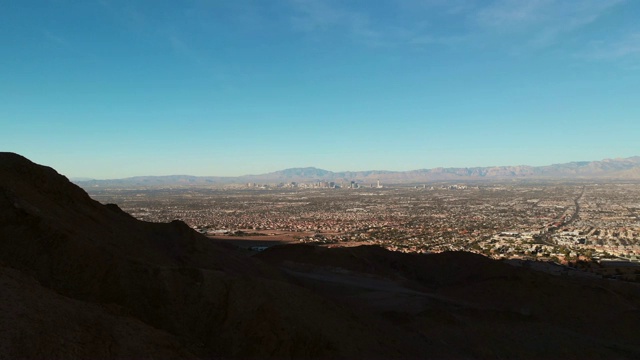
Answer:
[2,152,640,359]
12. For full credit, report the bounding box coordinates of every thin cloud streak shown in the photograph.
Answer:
[289,0,390,47]
[287,0,627,53]
[474,0,626,48]
[584,33,640,60]
[289,0,458,49]
[42,30,70,48]
[100,0,639,67]
[289,0,343,32]
[167,33,205,65]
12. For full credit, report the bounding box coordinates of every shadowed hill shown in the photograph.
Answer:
[0,266,198,359]
[257,244,511,288]
[3,152,640,359]
[0,152,440,359]
[258,244,640,358]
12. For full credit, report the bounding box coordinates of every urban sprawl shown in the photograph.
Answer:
[86,181,640,281]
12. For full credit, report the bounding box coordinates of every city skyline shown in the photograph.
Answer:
[68,155,639,182]
[2,1,640,178]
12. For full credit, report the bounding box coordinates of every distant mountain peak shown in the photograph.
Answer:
[273,167,333,177]
[71,155,640,187]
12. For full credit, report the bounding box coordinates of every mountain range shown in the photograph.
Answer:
[2,152,640,358]
[75,156,640,187]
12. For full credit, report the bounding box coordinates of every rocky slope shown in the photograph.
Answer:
[0,152,429,358]
[258,244,640,358]
[2,152,640,359]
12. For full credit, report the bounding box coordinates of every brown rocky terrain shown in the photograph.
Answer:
[2,152,640,359]
[257,245,640,358]
[0,152,429,359]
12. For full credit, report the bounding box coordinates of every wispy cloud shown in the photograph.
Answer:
[99,0,634,66]
[289,0,343,32]
[43,30,71,48]
[584,33,640,60]
[398,0,476,15]
[167,33,204,65]
[474,0,625,48]
[286,0,627,52]
[408,34,467,47]
[289,0,390,47]
[96,2,201,63]
[475,0,553,28]
[289,0,465,49]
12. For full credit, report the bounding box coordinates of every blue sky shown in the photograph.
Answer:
[2,0,639,178]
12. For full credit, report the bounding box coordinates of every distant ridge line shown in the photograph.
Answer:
[75,156,640,186]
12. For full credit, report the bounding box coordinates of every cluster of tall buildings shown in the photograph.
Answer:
[246,180,384,189]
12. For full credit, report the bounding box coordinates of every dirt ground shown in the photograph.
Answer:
[207,230,306,249]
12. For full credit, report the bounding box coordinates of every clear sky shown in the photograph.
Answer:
[2,0,639,178]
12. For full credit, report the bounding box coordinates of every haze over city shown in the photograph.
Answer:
[2,0,639,178]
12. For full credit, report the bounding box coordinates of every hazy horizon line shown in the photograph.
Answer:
[69,155,640,181]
